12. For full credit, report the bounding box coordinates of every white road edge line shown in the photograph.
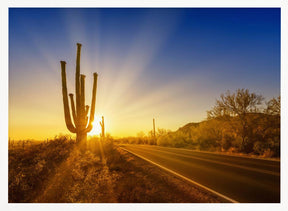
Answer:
[120,147,239,203]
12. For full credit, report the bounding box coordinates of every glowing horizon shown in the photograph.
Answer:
[9,8,280,140]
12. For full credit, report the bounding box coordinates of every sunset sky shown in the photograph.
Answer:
[9,8,280,140]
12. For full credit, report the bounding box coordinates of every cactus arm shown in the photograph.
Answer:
[76,43,82,121]
[85,117,88,127]
[85,105,89,116]
[80,74,86,127]
[69,94,78,127]
[84,72,98,133]
[84,105,89,126]
[60,61,76,133]
[100,116,104,128]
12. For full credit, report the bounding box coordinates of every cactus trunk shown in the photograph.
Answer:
[100,116,105,139]
[60,43,98,151]
[77,133,87,149]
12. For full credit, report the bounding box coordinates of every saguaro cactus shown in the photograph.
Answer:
[60,43,98,150]
[100,116,105,138]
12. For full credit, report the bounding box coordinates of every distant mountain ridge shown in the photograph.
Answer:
[176,122,200,134]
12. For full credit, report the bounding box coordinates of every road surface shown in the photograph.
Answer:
[120,144,280,203]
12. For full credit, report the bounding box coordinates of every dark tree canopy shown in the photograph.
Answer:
[207,89,264,152]
[207,88,264,119]
[265,96,280,115]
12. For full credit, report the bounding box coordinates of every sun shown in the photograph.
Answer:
[88,115,103,136]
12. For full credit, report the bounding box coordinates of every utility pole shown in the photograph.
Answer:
[153,118,156,144]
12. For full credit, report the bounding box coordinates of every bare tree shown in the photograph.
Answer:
[207,89,264,151]
[265,96,280,115]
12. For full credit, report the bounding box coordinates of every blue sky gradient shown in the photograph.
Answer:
[9,8,280,139]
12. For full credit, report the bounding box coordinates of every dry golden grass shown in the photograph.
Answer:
[9,137,75,202]
[9,137,220,203]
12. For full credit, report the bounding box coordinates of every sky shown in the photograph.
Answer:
[9,8,280,140]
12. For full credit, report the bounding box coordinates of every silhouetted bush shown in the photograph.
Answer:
[9,136,75,202]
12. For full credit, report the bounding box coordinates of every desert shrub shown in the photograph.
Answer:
[156,131,190,148]
[103,136,115,153]
[253,138,280,158]
[221,134,234,151]
[157,135,170,147]
[9,136,75,202]
[253,141,268,155]
[197,137,217,151]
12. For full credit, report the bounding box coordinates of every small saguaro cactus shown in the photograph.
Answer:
[60,43,98,150]
[100,116,105,138]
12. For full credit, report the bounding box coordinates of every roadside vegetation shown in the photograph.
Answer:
[116,89,280,158]
[9,136,75,202]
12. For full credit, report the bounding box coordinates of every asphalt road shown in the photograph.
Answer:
[120,144,280,203]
